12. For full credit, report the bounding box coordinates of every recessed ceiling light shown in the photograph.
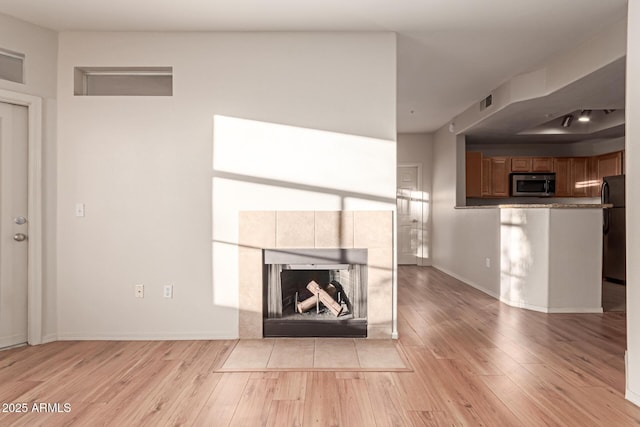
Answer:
[578,110,591,122]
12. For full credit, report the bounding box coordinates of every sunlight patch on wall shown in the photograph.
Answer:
[213,115,395,199]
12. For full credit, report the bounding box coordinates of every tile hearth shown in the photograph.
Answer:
[218,339,410,371]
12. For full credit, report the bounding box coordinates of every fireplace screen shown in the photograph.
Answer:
[263,249,367,337]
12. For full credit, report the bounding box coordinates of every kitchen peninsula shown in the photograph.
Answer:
[456,204,606,313]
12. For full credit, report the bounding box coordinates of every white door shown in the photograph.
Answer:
[397,165,422,265]
[0,102,28,349]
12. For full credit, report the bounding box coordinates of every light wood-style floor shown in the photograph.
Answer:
[1,266,639,426]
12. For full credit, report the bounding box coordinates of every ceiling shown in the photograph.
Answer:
[465,57,626,145]
[0,0,629,133]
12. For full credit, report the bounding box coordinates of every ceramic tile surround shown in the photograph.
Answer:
[239,211,393,339]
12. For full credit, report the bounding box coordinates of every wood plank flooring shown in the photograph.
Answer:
[1,266,639,426]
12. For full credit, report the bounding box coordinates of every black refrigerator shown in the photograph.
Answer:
[602,175,626,284]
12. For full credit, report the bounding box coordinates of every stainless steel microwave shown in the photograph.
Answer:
[511,173,556,197]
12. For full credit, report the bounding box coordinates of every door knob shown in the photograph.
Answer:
[13,233,27,242]
[14,216,27,225]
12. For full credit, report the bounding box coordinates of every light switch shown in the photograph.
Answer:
[75,203,85,217]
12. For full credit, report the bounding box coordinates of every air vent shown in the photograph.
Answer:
[0,48,25,84]
[74,66,173,96]
[480,94,493,111]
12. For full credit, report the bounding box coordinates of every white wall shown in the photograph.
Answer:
[56,32,396,339]
[397,133,433,264]
[0,13,57,341]
[431,126,501,294]
[626,0,640,406]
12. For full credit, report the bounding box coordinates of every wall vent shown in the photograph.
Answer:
[74,66,173,96]
[0,48,25,84]
[480,94,493,111]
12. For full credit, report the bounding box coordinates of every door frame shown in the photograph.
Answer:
[0,88,43,345]
[397,163,426,266]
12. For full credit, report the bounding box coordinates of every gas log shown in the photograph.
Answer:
[296,280,343,316]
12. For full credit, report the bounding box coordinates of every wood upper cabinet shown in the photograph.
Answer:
[511,157,532,172]
[553,157,571,197]
[554,156,598,197]
[569,157,590,197]
[511,156,555,173]
[490,157,510,197]
[532,157,553,172]
[482,157,492,196]
[592,151,623,196]
[465,152,482,198]
[468,151,623,199]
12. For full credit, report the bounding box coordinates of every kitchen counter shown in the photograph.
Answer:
[456,203,612,209]
[472,206,603,313]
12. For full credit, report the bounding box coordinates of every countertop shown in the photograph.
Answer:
[455,203,613,209]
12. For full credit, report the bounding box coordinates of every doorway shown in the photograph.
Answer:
[0,102,28,349]
[397,164,424,265]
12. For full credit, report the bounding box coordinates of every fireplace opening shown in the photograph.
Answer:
[263,249,367,337]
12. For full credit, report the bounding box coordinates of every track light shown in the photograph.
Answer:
[603,109,616,114]
[578,110,592,122]
[561,115,573,127]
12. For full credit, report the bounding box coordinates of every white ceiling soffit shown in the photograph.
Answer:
[465,58,626,145]
[0,0,629,133]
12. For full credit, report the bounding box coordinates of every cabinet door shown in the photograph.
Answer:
[511,157,532,172]
[593,151,623,197]
[491,157,510,197]
[532,157,553,172]
[596,151,623,178]
[465,152,482,198]
[570,157,590,197]
[482,158,491,196]
[553,158,572,197]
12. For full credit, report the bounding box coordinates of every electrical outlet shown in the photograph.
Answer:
[135,284,144,298]
[163,284,173,299]
[485,257,491,268]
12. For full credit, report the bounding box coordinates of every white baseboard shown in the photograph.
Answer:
[432,265,603,314]
[431,264,500,300]
[41,333,58,344]
[56,332,238,341]
[627,386,640,407]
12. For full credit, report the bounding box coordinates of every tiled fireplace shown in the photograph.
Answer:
[238,211,393,339]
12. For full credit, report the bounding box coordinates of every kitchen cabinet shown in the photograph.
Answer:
[490,157,510,197]
[570,157,590,197]
[467,151,623,199]
[553,158,571,197]
[554,157,590,197]
[482,158,492,196]
[532,157,553,172]
[465,152,482,198]
[511,157,532,172]
[592,151,623,196]
[511,157,553,172]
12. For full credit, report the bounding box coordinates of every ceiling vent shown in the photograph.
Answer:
[0,48,25,84]
[479,94,493,111]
